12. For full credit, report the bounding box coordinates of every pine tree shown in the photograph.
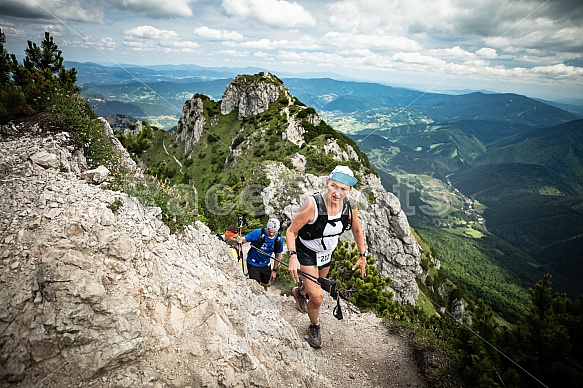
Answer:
[23,31,64,75]
[523,274,582,387]
[329,242,402,317]
[0,29,31,123]
[0,29,13,86]
[17,31,79,111]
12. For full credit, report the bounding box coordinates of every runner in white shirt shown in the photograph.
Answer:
[286,165,367,348]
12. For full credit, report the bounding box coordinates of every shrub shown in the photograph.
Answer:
[116,122,154,159]
[49,93,120,171]
[330,242,403,318]
[0,86,30,124]
[106,175,200,233]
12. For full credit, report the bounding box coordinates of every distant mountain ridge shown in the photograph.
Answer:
[74,60,581,131]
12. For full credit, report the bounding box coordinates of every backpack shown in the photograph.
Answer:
[298,193,352,242]
[251,228,282,252]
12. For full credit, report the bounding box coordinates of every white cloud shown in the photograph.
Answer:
[222,0,316,28]
[0,24,27,38]
[221,49,249,57]
[338,48,375,56]
[531,63,583,78]
[324,0,583,57]
[40,24,65,37]
[391,52,446,67]
[476,48,498,59]
[106,0,195,18]
[323,32,422,52]
[125,26,179,40]
[436,46,473,59]
[193,26,244,41]
[67,36,118,51]
[327,1,362,31]
[224,36,319,50]
[123,25,199,52]
[427,46,498,63]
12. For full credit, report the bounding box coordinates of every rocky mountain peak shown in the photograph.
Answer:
[220,72,287,119]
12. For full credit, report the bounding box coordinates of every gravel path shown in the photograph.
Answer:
[270,284,428,387]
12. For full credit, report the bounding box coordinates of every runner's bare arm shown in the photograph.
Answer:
[350,207,367,277]
[286,198,315,283]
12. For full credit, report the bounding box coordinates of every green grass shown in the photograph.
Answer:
[416,288,439,317]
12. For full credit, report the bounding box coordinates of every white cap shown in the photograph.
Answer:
[329,165,358,187]
[266,218,280,231]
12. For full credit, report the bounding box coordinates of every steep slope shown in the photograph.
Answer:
[0,120,328,387]
[450,162,583,297]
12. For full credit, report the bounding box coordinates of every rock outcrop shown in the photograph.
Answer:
[221,73,286,119]
[176,96,206,157]
[0,121,329,387]
[105,114,141,135]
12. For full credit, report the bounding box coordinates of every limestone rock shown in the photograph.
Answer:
[221,72,286,119]
[98,118,136,172]
[0,129,330,388]
[82,165,110,184]
[30,150,59,169]
[176,96,205,157]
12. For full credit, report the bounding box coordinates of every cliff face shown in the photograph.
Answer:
[176,96,206,157]
[0,120,328,387]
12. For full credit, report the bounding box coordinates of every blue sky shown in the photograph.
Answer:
[1,0,582,101]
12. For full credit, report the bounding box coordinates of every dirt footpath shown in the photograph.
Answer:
[269,284,428,388]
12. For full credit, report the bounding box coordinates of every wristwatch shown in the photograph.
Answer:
[288,250,297,257]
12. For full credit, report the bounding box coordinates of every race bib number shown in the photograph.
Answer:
[316,251,332,267]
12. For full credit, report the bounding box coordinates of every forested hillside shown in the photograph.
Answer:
[348,102,583,299]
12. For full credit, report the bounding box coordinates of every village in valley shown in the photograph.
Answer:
[436,179,487,237]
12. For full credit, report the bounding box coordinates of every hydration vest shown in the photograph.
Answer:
[251,228,281,253]
[298,193,352,242]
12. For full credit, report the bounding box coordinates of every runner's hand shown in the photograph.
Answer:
[352,257,367,277]
[288,256,300,283]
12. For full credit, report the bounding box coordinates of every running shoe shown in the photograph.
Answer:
[308,323,323,348]
[291,287,308,314]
